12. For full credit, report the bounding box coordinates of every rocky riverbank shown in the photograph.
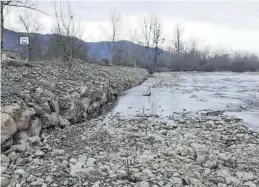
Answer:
[2,110,259,187]
[1,60,148,154]
[1,67,259,187]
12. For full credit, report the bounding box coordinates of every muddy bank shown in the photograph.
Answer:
[1,61,149,151]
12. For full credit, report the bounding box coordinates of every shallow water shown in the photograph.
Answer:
[106,72,259,130]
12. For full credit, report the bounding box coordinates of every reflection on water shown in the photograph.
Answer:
[106,72,259,130]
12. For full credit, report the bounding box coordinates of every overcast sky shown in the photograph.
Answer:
[4,1,259,54]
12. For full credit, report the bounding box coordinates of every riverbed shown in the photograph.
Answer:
[107,72,259,130]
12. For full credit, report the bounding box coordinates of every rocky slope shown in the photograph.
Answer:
[1,60,148,151]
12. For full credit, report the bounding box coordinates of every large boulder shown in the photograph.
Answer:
[60,93,81,123]
[1,103,21,121]
[16,107,36,130]
[1,113,17,144]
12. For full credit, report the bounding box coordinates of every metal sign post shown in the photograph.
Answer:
[20,37,29,61]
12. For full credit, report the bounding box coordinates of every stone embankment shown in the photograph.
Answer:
[1,60,148,151]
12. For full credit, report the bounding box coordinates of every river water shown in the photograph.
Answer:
[106,72,259,130]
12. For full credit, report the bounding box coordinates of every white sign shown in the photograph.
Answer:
[20,37,29,45]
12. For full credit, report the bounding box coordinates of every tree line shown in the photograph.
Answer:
[1,0,259,72]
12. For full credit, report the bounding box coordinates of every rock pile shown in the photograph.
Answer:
[2,111,258,187]
[1,61,148,152]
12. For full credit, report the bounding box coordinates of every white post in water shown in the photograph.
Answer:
[20,37,29,61]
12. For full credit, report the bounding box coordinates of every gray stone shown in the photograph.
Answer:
[1,166,7,174]
[5,143,28,154]
[50,99,59,113]
[80,97,90,112]
[59,94,72,110]
[1,113,17,144]
[28,117,42,137]
[1,177,10,187]
[8,152,17,162]
[16,107,36,130]
[1,103,21,121]
[40,102,51,113]
[60,102,78,122]
[49,112,59,126]
[1,137,13,150]
[244,181,256,187]
[69,158,77,164]
[42,112,59,127]
[59,115,70,127]
[14,168,25,176]
[31,181,44,186]
[27,175,37,183]
[35,150,44,157]
[135,181,150,187]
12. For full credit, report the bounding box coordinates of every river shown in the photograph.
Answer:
[106,72,259,130]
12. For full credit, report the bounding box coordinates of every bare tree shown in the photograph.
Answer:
[18,11,42,61]
[139,15,154,48]
[106,9,120,63]
[1,0,47,52]
[152,16,164,64]
[174,24,184,54]
[137,15,164,65]
[51,1,87,65]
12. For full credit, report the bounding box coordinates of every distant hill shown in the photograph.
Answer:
[2,28,167,61]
